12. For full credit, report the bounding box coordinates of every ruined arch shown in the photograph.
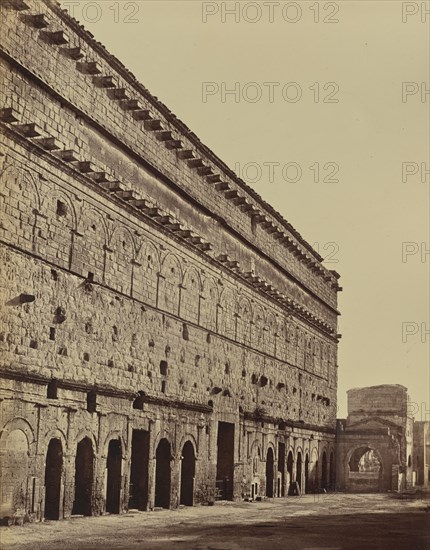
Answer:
[0,417,35,451]
[0,428,30,520]
[152,429,174,458]
[41,428,68,455]
[178,433,198,458]
[345,446,383,493]
[0,165,41,252]
[71,431,98,457]
[102,431,127,458]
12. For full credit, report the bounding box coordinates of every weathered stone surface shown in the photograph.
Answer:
[0,0,339,523]
[336,385,415,492]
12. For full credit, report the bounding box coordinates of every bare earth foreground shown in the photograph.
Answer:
[1,493,429,550]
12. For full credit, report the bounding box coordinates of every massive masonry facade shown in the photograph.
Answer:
[0,0,341,523]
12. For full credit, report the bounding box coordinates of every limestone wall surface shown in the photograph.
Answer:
[0,0,338,524]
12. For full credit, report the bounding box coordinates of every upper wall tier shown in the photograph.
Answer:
[0,0,341,317]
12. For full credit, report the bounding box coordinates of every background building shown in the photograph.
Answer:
[413,421,430,488]
[336,385,415,492]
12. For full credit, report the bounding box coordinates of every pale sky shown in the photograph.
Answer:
[61,0,430,418]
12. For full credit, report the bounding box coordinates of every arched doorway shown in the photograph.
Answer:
[1,429,30,519]
[44,439,63,520]
[304,454,310,493]
[348,447,382,492]
[155,439,171,508]
[266,447,274,497]
[278,442,285,497]
[287,451,294,494]
[129,430,150,511]
[321,450,328,490]
[106,439,122,514]
[296,452,303,492]
[329,451,335,490]
[180,441,195,506]
[72,437,94,516]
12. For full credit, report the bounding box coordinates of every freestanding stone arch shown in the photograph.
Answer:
[336,386,410,492]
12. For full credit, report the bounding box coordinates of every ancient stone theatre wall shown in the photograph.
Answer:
[0,0,340,523]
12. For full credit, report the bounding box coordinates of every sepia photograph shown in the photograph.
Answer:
[0,0,429,548]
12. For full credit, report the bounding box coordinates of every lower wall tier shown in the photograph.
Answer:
[0,379,336,523]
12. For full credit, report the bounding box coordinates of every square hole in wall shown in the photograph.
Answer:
[56,199,68,217]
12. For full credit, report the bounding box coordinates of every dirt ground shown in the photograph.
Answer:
[1,493,429,550]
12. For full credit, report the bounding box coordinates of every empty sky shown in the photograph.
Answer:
[62,0,429,417]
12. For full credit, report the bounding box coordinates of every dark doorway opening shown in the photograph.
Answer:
[329,451,335,490]
[287,451,294,495]
[180,441,196,506]
[321,450,328,490]
[278,442,285,497]
[216,422,234,500]
[315,459,319,489]
[129,430,150,511]
[265,447,274,497]
[72,437,94,516]
[304,454,310,494]
[44,439,63,520]
[155,438,171,508]
[106,439,122,514]
[348,447,382,492]
[296,452,303,492]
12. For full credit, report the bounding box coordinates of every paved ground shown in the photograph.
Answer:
[1,493,429,550]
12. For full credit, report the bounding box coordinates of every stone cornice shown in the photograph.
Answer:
[0,366,135,399]
[243,411,336,434]
[142,395,212,414]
